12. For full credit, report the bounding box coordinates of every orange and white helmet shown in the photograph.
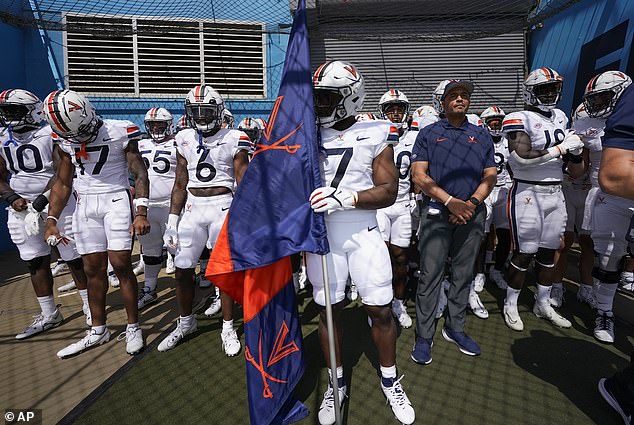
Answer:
[144,107,173,141]
[355,112,378,122]
[185,84,224,133]
[237,117,262,143]
[175,115,189,132]
[378,89,410,129]
[583,70,632,118]
[522,68,564,111]
[480,106,506,137]
[0,89,43,129]
[222,109,235,128]
[313,60,365,127]
[412,105,438,121]
[431,80,452,114]
[43,90,100,143]
[572,103,589,124]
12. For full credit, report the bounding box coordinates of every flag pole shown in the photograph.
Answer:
[320,254,343,425]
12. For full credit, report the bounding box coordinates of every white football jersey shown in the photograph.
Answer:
[394,129,416,202]
[0,125,54,200]
[138,137,177,203]
[503,109,569,182]
[493,137,511,187]
[416,113,481,130]
[55,119,141,194]
[319,120,398,193]
[572,115,605,188]
[175,128,251,190]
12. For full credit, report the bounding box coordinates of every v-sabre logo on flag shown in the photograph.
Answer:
[205,0,328,424]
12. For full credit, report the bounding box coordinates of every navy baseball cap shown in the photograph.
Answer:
[442,80,474,100]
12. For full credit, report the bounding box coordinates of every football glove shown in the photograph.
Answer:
[24,204,45,237]
[163,214,179,250]
[310,187,357,213]
[558,131,584,156]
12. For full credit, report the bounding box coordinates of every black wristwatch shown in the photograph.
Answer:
[468,197,481,206]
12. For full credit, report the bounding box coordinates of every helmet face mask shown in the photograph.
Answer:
[533,81,562,107]
[144,107,173,141]
[313,61,365,128]
[0,89,43,130]
[522,68,563,111]
[480,106,506,137]
[185,85,224,133]
[314,88,344,121]
[0,104,30,128]
[237,117,262,144]
[583,71,632,118]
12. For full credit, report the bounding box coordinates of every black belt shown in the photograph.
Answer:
[514,179,562,186]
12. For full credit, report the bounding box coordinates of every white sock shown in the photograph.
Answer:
[505,287,521,306]
[78,289,89,308]
[143,264,162,291]
[327,366,344,381]
[222,319,234,333]
[536,284,551,305]
[37,295,56,317]
[595,281,618,313]
[622,271,634,282]
[180,314,195,329]
[380,365,397,379]
[92,325,106,335]
[127,322,139,331]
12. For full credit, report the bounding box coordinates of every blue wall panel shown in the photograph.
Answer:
[528,0,634,115]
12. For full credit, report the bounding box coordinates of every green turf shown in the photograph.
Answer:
[73,282,631,425]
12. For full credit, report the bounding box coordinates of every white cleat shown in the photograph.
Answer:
[204,287,221,317]
[51,261,69,277]
[381,376,415,425]
[594,311,615,344]
[318,384,347,425]
[221,329,241,357]
[533,301,571,328]
[57,328,110,358]
[165,253,176,274]
[347,281,359,301]
[297,267,307,290]
[108,273,120,288]
[117,326,144,355]
[132,259,145,276]
[392,299,413,328]
[468,291,489,319]
[83,304,92,327]
[576,284,597,309]
[489,268,508,290]
[503,302,524,331]
[619,272,634,291]
[15,308,64,340]
[137,288,158,310]
[157,318,198,352]
[549,284,565,307]
[58,280,77,293]
[473,273,486,293]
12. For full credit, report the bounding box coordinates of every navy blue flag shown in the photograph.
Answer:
[206,0,329,423]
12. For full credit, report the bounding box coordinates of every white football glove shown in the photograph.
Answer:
[310,187,357,213]
[558,131,584,156]
[24,204,45,237]
[163,214,179,251]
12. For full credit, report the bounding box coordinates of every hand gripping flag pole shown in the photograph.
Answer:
[321,254,343,425]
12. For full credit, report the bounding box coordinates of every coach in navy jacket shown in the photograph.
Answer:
[410,80,497,363]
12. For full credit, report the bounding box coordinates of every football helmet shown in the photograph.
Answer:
[583,70,632,118]
[378,89,410,129]
[43,90,100,144]
[0,89,43,130]
[412,105,438,122]
[237,117,262,144]
[432,80,452,114]
[254,118,266,131]
[572,103,588,123]
[313,60,365,127]
[175,115,189,132]
[480,106,506,137]
[522,68,564,111]
[144,107,173,141]
[222,109,235,128]
[185,85,224,133]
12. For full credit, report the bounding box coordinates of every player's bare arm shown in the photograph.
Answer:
[169,151,189,215]
[566,148,589,179]
[44,145,74,240]
[233,150,249,185]
[507,131,549,158]
[599,147,634,200]
[126,140,151,235]
[357,144,397,209]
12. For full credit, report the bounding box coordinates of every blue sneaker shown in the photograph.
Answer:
[442,327,481,356]
[410,337,433,365]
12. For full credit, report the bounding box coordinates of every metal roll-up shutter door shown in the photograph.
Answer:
[309,31,526,115]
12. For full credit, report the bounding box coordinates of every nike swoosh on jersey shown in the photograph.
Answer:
[367,225,378,232]
[221,206,230,211]
[112,198,122,202]
[436,138,448,142]
[216,142,227,147]
[102,138,113,142]
[356,136,370,141]
[404,143,413,146]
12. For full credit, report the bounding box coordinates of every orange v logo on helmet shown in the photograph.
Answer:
[244,321,299,399]
[67,101,83,112]
[343,65,357,78]
[253,95,302,157]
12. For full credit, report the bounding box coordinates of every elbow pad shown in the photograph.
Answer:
[510,150,556,166]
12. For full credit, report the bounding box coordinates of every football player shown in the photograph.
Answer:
[158,85,250,356]
[0,89,91,338]
[501,68,584,331]
[136,107,177,309]
[375,89,415,328]
[308,61,415,425]
[577,71,632,343]
[480,106,512,291]
[43,90,150,358]
[237,117,262,151]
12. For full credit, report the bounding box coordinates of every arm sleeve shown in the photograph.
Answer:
[603,85,634,151]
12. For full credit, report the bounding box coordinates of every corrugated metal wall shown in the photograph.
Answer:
[309,32,526,115]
